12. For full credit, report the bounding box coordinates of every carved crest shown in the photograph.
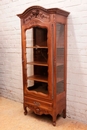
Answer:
[23,9,50,24]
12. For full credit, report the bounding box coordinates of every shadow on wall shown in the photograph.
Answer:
[67,15,87,124]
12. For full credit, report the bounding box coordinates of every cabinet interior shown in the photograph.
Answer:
[26,26,48,94]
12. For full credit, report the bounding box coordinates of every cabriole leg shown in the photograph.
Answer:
[24,106,27,115]
[63,109,66,118]
[52,116,56,126]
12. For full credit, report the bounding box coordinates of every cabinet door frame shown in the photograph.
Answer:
[53,16,67,98]
[21,19,54,100]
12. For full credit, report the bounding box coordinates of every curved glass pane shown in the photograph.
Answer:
[56,23,65,94]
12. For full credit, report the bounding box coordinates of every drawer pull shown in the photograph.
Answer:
[34,101,40,106]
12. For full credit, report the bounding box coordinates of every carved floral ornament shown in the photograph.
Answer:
[23,9,50,24]
[27,104,52,115]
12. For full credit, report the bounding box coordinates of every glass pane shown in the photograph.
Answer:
[27,65,48,77]
[26,26,48,95]
[33,27,47,47]
[56,23,64,94]
[26,28,33,47]
[27,80,48,94]
[26,27,47,47]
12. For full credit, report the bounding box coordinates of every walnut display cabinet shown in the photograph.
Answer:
[17,6,69,126]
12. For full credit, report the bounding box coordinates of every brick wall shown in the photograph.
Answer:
[0,0,87,124]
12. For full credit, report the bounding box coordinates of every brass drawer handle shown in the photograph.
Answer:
[34,101,40,106]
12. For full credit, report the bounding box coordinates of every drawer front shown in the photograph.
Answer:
[24,96,53,115]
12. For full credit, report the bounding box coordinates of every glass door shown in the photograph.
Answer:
[26,26,49,95]
[56,23,65,94]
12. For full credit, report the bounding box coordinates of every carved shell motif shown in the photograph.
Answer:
[23,9,50,24]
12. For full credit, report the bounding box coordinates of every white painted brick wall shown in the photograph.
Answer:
[0,0,87,124]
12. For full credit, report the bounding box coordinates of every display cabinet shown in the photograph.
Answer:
[17,6,69,126]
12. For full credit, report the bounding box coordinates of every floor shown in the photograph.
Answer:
[0,97,87,130]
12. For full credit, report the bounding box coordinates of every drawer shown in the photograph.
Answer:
[24,96,53,115]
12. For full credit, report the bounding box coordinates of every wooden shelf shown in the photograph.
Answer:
[57,78,64,83]
[27,62,63,67]
[26,46,48,49]
[57,47,64,49]
[27,75,48,83]
[56,63,64,66]
[27,61,48,66]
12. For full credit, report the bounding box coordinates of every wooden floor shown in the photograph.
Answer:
[0,96,87,130]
